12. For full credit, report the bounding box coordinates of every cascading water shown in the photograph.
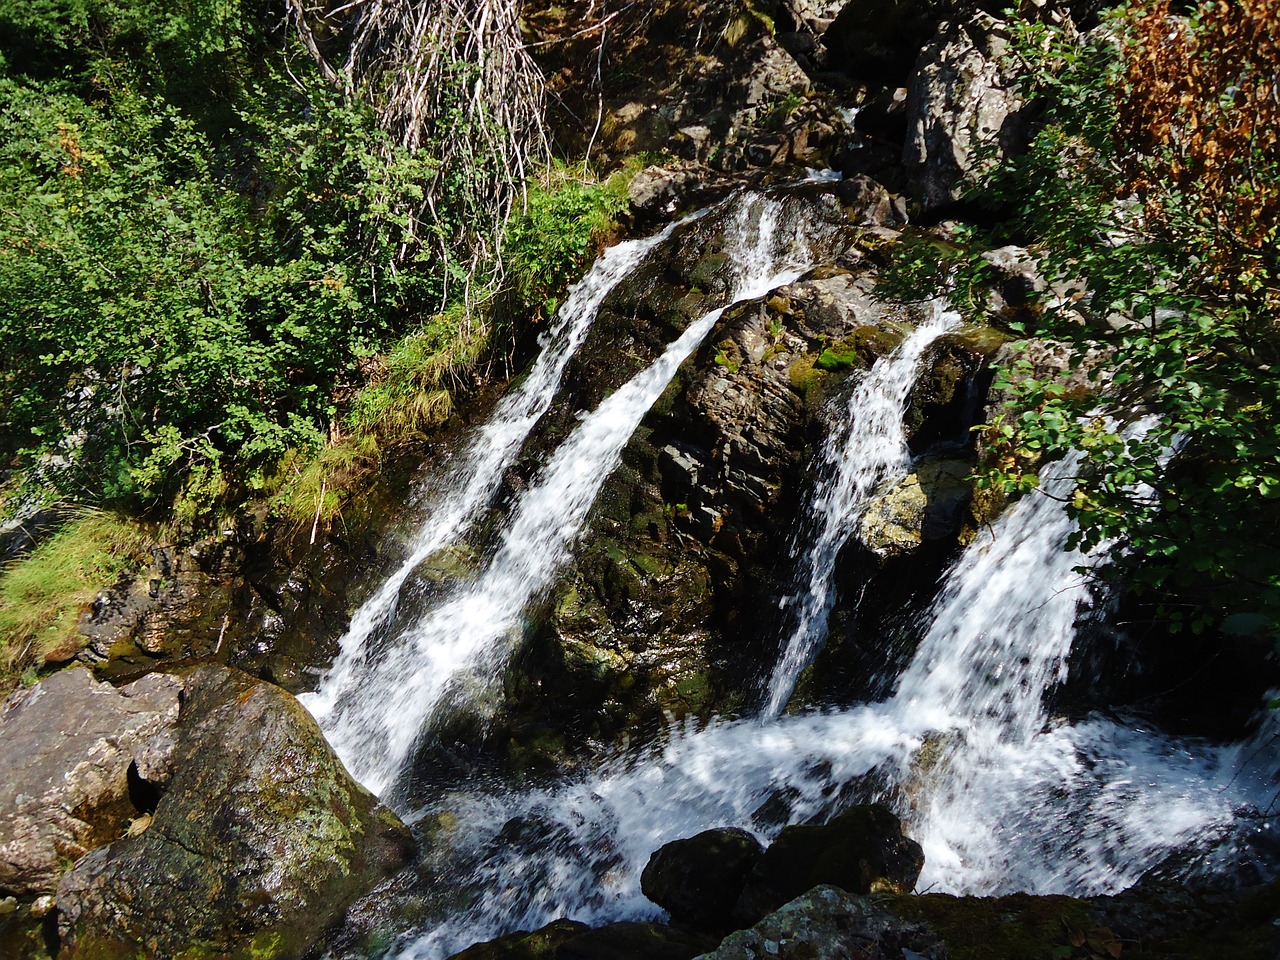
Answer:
[306,193,839,797]
[387,444,1277,960]
[764,305,961,718]
[303,210,697,732]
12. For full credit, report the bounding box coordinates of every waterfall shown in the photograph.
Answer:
[764,305,961,718]
[387,445,1277,959]
[307,193,838,797]
[303,210,697,729]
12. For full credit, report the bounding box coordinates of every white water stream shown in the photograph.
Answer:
[303,210,697,733]
[306,193,836,796]
[390,450,1277,959]
[764,305,961,718]
[299,187,1276,960]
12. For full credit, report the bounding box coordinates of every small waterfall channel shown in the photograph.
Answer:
[304,191,839,796]
[764,304,961,718]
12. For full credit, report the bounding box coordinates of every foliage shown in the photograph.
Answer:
[0,0,467,511]
[0,511,149,685]
[503,162,634,323]
[968,2,1280,637]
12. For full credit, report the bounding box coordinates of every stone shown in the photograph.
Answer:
[700,885,946,960]
[641,827,765,931]
[858,459,973,557]
[0,667,181,897]
[903,14,1031,211]
[56,665,416,960]
[734,804,924,924]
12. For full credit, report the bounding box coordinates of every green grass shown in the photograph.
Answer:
[0,512,150,687]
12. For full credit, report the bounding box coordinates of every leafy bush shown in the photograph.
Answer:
[0,1,446,508]
[969,3,1280,636]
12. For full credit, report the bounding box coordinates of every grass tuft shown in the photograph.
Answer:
[0,512,150,688]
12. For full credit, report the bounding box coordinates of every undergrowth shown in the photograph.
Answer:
[0,512,150,687]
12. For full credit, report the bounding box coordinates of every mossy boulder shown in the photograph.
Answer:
[56,665,416,960]
[858,459,974,558]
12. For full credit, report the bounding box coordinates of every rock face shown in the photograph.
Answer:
[55,665,416,960]
[700,885,946,960]
[904,13,1030,211]
[735,804,925,924]
[0,667,180,897]
[642,828,765,931]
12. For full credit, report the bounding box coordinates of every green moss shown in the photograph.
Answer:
[816,347,859,371]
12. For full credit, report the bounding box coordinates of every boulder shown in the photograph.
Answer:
[734,804,924,923]
[451,919,716,960]
[903,14,1031,211]
[0,667,180,897]
[641,827,765,931]
[858,459,973,557]
[699,885,946,960]
[56,665,416,960]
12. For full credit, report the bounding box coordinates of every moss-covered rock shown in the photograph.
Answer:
[56,666,416,960]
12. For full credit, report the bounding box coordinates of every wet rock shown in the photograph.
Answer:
[452,919,716,960]
[0,667,180,897]
[56,665,415,960]
[735,804,924,923]
[641,827,765,931]
[701,884,946,960]
[629,164,728,220]
[904,14,1032,212]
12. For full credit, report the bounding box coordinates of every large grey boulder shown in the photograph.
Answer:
[56,665,416,960]
[903,13,1030,211]
[0,667,180,897]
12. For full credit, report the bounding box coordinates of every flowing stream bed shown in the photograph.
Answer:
[301,189,1280,959]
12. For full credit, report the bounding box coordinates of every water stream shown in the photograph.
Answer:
[301,191,1276,959]
[306,193,838,796]
[764,304,961,718]
[388,449,1277,959]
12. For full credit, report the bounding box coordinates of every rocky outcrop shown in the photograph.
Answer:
[904,13,1031,212]
[0,667,180,898]
[642,828,765,932]
[55,666,415,960]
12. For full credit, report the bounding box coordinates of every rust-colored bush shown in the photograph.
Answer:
[1116,1,1279,295]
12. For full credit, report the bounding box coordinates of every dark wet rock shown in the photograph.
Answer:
[734,804,924,924]
[642,827,765,931]
[904,14,1034,212]
[702,885,946,960]
[0,667,180,897]
[56,665,415,960]
[452,919,716,960]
